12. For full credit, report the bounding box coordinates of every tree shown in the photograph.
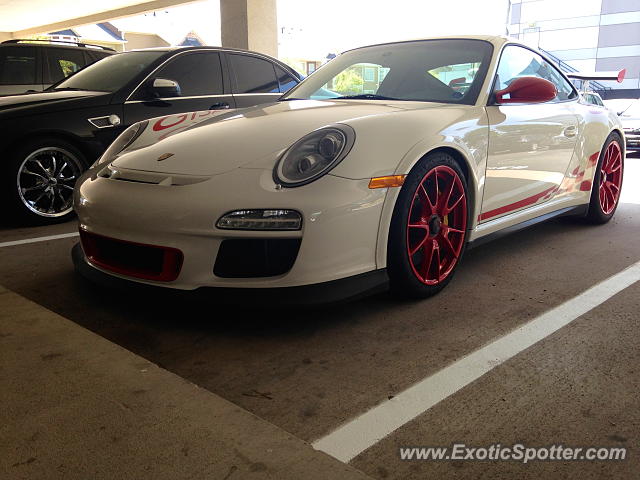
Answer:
[59,60,79,77]
[333,68,364,95]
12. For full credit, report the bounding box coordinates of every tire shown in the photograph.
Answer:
[387,152,470,298]
[3,137,86,225]
[585,132,624,224]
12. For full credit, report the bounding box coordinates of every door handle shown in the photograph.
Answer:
[210,102,230,110]
[563,125,577,137]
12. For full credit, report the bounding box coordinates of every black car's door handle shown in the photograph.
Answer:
[210,102,230,110]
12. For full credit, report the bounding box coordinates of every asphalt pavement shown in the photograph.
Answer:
[1,152,639,479]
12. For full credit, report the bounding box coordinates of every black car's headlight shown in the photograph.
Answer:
[274,125,355,187]
[91,120,149,168]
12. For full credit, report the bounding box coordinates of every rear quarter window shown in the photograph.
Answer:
[275,65,298,92]
[85,50,113,64]
[229,54,279,93]
[0,46,37,85]
[45,47,87,84]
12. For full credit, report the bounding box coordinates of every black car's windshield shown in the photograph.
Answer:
[52,51,166,93]
[282,39,493,105]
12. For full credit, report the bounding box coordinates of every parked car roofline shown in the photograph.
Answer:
[2,38,116,52]
[123,47,301,102]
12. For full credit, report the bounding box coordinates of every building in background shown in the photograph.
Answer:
[281,57,323,76]
[46,24,126,51]
[122,31,170,50]
[45,23,214,52]
[178,31,206,47]
[507,0,640,98]
[45,22,170,51]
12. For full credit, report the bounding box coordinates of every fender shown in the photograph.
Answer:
[368,108,489,269]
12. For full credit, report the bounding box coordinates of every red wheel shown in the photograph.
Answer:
[388,152,469,298]
[598,140,622,215]
[406,165,467,285]
[586,133,624,224]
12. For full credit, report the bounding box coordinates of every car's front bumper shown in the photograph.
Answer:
[72,242,389,305]
[74,166,388,291]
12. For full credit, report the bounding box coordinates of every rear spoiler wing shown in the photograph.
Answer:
[567,69,626,83]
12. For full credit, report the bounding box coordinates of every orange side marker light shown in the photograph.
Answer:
[368,175,406,189]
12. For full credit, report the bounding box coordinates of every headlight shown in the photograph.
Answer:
[274,125,355,187]
[91,120,149,168]
[216,209,302,230]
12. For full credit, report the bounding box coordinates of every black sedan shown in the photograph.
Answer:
[0,46,302,224]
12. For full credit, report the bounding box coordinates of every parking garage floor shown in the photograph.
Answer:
[2,153,639,479]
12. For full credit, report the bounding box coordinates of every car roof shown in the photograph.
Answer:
[123,45,301,77]
[128,45,279,56]
[339,34,513,54]
[1,39,115,52]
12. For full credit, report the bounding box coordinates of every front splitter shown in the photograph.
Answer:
[72,243,389,307]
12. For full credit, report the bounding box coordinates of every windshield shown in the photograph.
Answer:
[282,39,493,105]
[52,51,166,93]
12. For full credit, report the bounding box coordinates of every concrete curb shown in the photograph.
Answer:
[0,287,372,480]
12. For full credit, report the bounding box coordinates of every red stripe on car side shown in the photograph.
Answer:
[478,150,601,222]
[478,186,559,221]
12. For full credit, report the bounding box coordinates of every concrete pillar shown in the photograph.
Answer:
[220,0,277,58]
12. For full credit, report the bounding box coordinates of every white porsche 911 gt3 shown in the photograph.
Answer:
[73,35,625,302]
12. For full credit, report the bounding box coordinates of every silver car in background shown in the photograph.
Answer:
[604,98,640,151]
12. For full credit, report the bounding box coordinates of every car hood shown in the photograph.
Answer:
[0,89,109,114]
[112,100,446,176]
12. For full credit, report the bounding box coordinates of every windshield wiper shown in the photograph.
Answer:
[332,94,399,101]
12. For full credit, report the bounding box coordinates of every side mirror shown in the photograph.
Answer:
[151,78,181,98]
[494,76,557,105]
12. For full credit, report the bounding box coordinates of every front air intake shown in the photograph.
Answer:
[80,230,183,282]
[213,238,301,278]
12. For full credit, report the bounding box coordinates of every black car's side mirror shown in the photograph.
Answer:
[151,78,181,98]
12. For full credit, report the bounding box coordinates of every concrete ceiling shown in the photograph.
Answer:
[0,0,201,36]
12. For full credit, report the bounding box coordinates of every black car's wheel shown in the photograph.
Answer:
[4,138,86,225]
[585,132,624,224]
[388,152,470,298]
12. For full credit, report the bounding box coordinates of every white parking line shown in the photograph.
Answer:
[0,232,79,248]
[313,260,640,463]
